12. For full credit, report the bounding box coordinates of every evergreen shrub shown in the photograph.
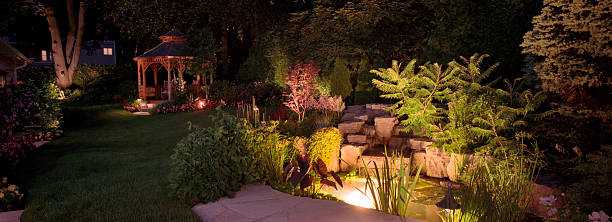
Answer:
[330,58,352,99]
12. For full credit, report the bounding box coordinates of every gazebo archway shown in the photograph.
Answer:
[133,29,212,101]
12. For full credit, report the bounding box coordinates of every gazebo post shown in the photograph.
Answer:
[153,69,158,86]
[167,66,172,100]
[137,63,144,100]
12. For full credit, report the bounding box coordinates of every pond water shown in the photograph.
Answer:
[320,177,445,222]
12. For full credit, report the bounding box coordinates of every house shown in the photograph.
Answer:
[2,35,116,67]
[78,40,116,65]
[0,38,31,87]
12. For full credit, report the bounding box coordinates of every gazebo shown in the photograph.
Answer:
[133,28,211,101]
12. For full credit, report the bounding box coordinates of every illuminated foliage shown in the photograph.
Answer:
[283,61,321,122]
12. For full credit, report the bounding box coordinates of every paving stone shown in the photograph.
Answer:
[0,210,23,222]
[192,185,420,222]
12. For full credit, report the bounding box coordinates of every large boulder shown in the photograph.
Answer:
[374,117,398,143]
[447,153,471,182]
[410,151,427,175]
[425,147,450,178]
[338,121,365,135]
[347,134,367,144]
[528,182,565,219]
[340,143,369,171]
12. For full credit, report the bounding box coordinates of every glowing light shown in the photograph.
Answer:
[343,190,374,209]
[197,100,205,109]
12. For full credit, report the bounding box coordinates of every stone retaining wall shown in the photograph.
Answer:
[337,104,463,180]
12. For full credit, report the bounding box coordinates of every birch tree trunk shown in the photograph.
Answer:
[45,1,85,88]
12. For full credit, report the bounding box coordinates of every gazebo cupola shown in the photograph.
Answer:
[133,28,197,101]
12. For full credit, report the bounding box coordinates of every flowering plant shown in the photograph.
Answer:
[588,211,610,222]
[0,177,24,212]
[123,99,142,112]
[156,99,222,114]
[1,136,35,173]
[1,86,37,139]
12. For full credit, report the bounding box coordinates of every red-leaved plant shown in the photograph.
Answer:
[283,61,321,122]
[284,154,343,198]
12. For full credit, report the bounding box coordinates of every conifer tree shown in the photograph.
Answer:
[355,56,377,104]
[330,58,353,99]
[521,0,611,110]
[521,0,611,151]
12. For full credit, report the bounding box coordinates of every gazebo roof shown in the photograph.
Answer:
[160,29,186,37]
[134,29,194,60]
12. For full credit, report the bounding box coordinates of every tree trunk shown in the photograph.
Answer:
[45,1,86,88]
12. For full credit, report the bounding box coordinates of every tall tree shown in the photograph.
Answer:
[286,0,430,68]
[420,0,541,80]
[43,0,86,88]
[521,0,611,99]
[521,0,611,152]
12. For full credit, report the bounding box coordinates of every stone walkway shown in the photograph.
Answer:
[192,184,421,222]
[0,209,22,221]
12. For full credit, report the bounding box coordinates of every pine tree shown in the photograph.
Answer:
[521,0,612,152]
[354,56,377,104]
[521,0,611,109]
[330,58,353,99]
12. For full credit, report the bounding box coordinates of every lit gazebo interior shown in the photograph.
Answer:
[133,28,212,101]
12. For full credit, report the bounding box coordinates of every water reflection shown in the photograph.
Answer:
[320,177,444,222]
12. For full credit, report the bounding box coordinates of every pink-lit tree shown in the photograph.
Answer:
[283,61,321,122]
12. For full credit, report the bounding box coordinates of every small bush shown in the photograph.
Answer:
[169,111,255,203]
[0,177,25,212]
[0,136,35,175]
[446,152,539,221]
[245,122,297,189]
[209,80,244,105]
[0,86,37,139]
[308,127,343,166]
[563,146,612,220]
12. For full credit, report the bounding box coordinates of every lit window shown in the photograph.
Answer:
[41,50,47,61]
[103,47,113,55]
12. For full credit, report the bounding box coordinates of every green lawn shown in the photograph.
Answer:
[19,108,215,221]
